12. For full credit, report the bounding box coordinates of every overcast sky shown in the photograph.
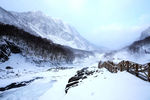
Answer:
[0,0,150,49]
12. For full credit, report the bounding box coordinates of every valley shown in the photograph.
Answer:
[0,6,150,100]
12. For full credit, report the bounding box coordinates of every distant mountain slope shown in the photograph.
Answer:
[139,27,150,40]
[102,26,150,64]
[0,23,94,65]
[0,23,75,64]
[128,27,150,54]
[128,36,150,54]
[0,6,95,50]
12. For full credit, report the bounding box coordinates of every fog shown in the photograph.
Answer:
[1,0,150,50]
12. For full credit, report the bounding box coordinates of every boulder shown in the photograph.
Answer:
[65,67,96,93]
[5,66,13,69]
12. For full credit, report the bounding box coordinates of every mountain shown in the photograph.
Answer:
[101,26,150,64]
[0,7,95,51]
[139,27,150,40]
[0,7,150,100]
[0,22,95,65]
[0,23,75,64]
[128,27,150,54]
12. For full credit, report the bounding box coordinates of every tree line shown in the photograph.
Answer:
[0,23,75,64]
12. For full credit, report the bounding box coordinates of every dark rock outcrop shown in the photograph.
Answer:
[0,40,21,62]
[0,77,43,91]
[0,44,11,62]
[5,41,21,53]
[65,67,95,93]
[5,66,13,69]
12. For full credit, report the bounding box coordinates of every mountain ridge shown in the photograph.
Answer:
[0,6,96,51]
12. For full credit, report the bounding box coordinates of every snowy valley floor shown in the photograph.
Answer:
[0,55,150,100]
[0,66,150,100]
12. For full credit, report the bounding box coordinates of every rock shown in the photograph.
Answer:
[0,77,43,92]
[68,76,82,83]
[0,40,21,63]
[65,81,79,93]
[65,67,97,94]
[66,81,79,88]
[0,44,11,62]
[5,40,21,54]
[85,70,94,75]
[6,66,13,69]
[82,76,87,79]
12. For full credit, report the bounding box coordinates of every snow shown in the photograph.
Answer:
[1,52,150,100]
[108,50,150,64]
[0,7,96,51]
[1,6,150,99]
[63,68,150,100]
[1,61,150,100]
[0,67,78,100]
[0,79,55,100]
[0,54,48,79]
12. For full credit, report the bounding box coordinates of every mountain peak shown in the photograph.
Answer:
[0,6,96,51]
[20,10,45,17]
[140,27,150,40]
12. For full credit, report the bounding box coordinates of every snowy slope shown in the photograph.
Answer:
[124,27,150,63]
[63,68,150,100]
[0,7,95,50]
[102,26,150,64]
[129,26,150,54]
[1,65,150,100]
[0,7,38,36]
[0,23,78,65]
[0,7,19,26]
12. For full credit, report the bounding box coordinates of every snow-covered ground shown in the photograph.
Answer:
[0,54,48,79]
[63,68,150,100]
[0,60,150,100]
[0,53,150,100]
[0,68,79,100]
[0,67,150,100]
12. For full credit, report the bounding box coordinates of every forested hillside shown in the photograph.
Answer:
[0,23,75,64]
